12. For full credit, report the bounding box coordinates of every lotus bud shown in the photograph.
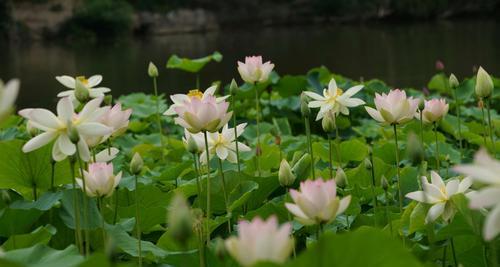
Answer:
[321,111,336,133]
[75,79,90,103]
[129,152,144,175]
[335,168,347,188]
[290,151,302,166]
[186,135,200,154]
[449,73,459,89]
[104,95,113,106]
[168,193,193,246]
[26,121,39,137]
[364,158,372,170]
[381,175,389,191]
[475,66,493,98]
[148,62,159,78]
[292,153,311,181]
[67,122,80,144]
[279,159,296,187]
[230,79,238,96]
[407,132,424,165]
[435,60,445,71]
[300,93,310,117]
[418,96,425,111]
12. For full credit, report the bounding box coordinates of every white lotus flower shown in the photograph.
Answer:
[304,78,365,120]
[199,123,250,164]
[365,89,419,125]
[406,171,472,223]
[19,97,112,162]
[94,147,119,162]
[0,79,20,123]
[225,216,293,266]
[56,75,111,100]
[454,149,500,241]
[164,86,229,116]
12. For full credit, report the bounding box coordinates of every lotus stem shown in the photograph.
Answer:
[113,188,118,225]
[384,188,393,236]
[480,100,488,148]
[369,150,377,227]
[335,120,342,164]
[152,76,165,161]
[193,153,202,197]
[134,174,142,267]
[452,88,463,157]
[442,242,448,267]
[69,160,82,253]
[491,241,499,267]
[75,148,90,256]
[451,238,458,267]
[392,124,403,214]
[50,160,55,192]
[203,131,211,242]
[218,158,231,233]
[486,97,496,154]
[286,189,296,258]
[328,134,333,179]
[304,114,315,179]
[434,122,440,172]
[97,196,106,249]
[232,94,241,173]
[254,83,261,177]
[32,182,37,201]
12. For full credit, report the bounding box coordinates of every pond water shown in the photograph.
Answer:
[1,19,499,108]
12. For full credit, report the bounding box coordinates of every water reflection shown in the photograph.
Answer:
[1,19,499,108]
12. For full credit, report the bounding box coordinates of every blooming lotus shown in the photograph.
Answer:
[199,123,250,164]
[0,79,20,123]
[56,75,111,100]
[173,94,232,133]
[454,149,500,240]
[365,89,419,125]
[19,97,112,161]
[304,78,365,120]
[225,216,293,266]
[285,179,351,225]
[417,98,449,124]
[406,171,472,223]
[76,162,122,198]
[237,56,274,84]
[164,86,229,116]
[94,147,119,162]
[100,103,132,137]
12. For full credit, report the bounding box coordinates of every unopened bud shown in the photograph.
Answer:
[129,152,144,175]
[335,168,347,188]
[168,193,193,246]
[418,96,425,111]
[67,122,80,143]
[475,66,493,98]
[381,175,389,191]
[26,121,39,137]
[364,158,372,170]
[230,79,238,96]
[321,111,336,133]
[186,135,199,154]
[75,79,90,103]
[449,73,459,89]
[279,159,296,187]
[292,153,311,180]
[300,93,310,117]
[148,62,159,78]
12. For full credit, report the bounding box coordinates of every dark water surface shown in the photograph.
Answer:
[1,19,499,108]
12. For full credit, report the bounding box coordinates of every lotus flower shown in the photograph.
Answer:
[406,171,472,223]
[365,89,419,125]
[94,147,119,162]
[19,97,112,161]
[76,162,122,198]
[417,98,449,124]
[304,78,365,120]
[237,56,274,84]
[182,129,205,154]
[56,75,111,100]
[164,86,229,116]
[0,79,20,123]
[173,94,232,133]
[285,179,351,225]
[100,103,132,137]
[199,123,250,164]
[225,216,293,266]
[475,66,493,98]
[454,149,500,240]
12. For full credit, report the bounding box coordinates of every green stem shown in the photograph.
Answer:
[218,158,231,233]
[451,238,458,267]
[32,182,37,201]
[97,196,106,249]
[491,241,499,267]
[453,88,463,157]
[384,189,393,236]
[286,191,297,258]
[113,188,118,225]
[442,242,448,267]
[419,110,425,152]
[134,174,142,267]
[304,115,315,179]
[328,135,333,179]
[393,124,403,214]
[335,123,342,164]
[369,151,377,227]
[232,95,241,173]
[69,161,82,253]
[481,102,489,148]
[153,77,165,161]
[255,83,261,177]
[50,160,56,191]
[486,98,496,154]
[434,122,440,172]
[193,153,202,197]
[203,131,211,242]
[75,149,90,256]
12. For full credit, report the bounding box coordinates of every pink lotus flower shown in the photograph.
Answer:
[237,56,274,84]
[76,162,122,198]
[417,98,449,124]
[101,103,132,137]
[164,86,229,116]
[225,216,293,266]
[173,94,232,133]
[285,179,351,225]
[365,89,419,125]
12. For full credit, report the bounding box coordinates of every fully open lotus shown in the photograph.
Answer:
[365,89,419,125]
[304,78,365,120]
[237,56,274,84]
[199,123,250,164]
[417,98,449,124]
[285,179,351,225]
[173,94,232,133]
[225,216,293,266]
[56,75,111,100]
[164,86,229,116]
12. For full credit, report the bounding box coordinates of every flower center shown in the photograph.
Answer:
[187,89,203,99]
[76,76,89,86]
[326,88,343,104]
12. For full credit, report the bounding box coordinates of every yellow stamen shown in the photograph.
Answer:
[76,76,89,86]
[187,89,203,99]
